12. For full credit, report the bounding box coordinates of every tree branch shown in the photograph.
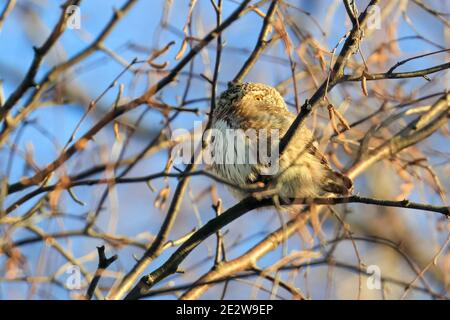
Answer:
[123,193,448,299]
[0,0,81,118]
[278,0,380,156]
[85,246,118,300]
[106,0,251,300]
[6,0,252,194]
[342,62,450,82]
[0,0,16,33]
[233,0,279,82]
[122,90,448,299]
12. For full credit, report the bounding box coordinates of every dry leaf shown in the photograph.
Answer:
[361,73,368,96]
[175,39,188,61]
[154,186,171,210]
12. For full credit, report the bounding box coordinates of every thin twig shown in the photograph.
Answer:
[85,246,118,300]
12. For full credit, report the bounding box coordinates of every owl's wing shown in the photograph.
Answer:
[237,101,353,195]
[258,104,353,195]
[308,144,353,195]
[281,110,353,195]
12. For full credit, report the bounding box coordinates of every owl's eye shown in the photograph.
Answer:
[255,96,263,101]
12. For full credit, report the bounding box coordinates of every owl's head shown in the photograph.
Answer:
[214,82,287,120]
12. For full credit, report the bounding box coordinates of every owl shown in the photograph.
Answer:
[208,82,352,200]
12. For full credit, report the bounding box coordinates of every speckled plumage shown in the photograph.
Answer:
[209,82,352,200]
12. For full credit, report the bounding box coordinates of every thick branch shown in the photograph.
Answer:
[123,193,448,299]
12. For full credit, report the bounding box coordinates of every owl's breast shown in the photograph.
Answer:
[208,119,259,188]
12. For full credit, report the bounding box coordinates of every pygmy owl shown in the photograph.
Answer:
[209,82,352,200]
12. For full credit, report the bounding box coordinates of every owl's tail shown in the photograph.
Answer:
[321,170,353,196]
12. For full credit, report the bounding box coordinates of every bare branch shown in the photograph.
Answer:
[85,246,118,300]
